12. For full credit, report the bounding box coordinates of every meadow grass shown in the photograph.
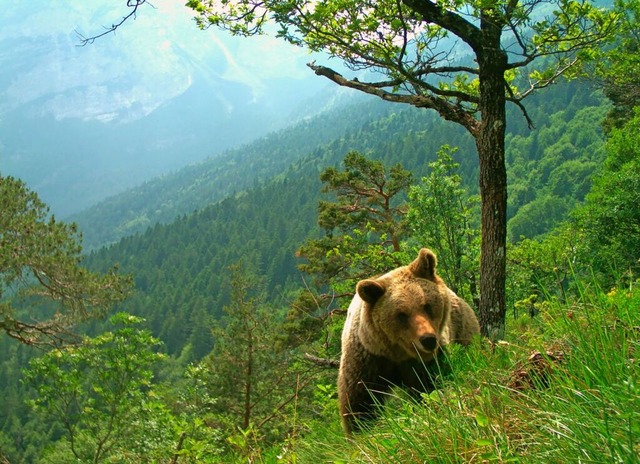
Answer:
[289,280,640,463]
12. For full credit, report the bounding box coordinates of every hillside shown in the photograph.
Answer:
[70,96,396,250]
[0,77,624,464]
[3,0,639,459]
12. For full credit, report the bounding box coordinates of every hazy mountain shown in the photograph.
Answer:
[0,0,341,216]
[70,97,402,250]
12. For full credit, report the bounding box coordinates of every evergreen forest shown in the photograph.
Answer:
[1,1,639,462]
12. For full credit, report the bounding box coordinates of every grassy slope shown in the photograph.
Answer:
[282,281,639,464]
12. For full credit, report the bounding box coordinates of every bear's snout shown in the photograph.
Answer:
[419,334,438,351]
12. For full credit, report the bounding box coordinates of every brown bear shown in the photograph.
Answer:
[338,248,480,435]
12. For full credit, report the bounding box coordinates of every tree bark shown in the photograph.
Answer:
[476,11,508,340]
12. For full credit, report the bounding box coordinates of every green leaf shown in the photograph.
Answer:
[475,411,489,427]
[476,438,493,446]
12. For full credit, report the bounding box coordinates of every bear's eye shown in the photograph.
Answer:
[396,312,409,326]
[423,303,434,317]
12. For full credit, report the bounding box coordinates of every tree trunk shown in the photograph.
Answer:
[243,333,253,430]
[476,13,508,340]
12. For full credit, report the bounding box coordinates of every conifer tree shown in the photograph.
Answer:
[0,175,131,346]
[298,151,412,296]
[194,263,309,452]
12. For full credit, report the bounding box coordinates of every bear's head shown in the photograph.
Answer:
[356,248,452,362]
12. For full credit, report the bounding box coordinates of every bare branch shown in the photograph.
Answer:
[303,353,340,368]
[75,0,153,46]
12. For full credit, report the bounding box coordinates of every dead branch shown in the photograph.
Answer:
[303,353,340,368]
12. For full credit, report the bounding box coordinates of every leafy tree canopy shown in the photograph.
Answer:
[407,145,480,304]
[297,151,412,296]
[24,313,168,463]
[573,109,640,279]
[188,0,615,129]
[594,0,640,131]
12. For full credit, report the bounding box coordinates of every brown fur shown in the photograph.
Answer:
[338,248,480,434]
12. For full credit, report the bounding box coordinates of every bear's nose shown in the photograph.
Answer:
[420,334,438,351]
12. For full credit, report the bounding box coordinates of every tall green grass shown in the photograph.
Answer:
[289,280,639,463]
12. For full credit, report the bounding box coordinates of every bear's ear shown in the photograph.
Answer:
[357,280,386,305]
[409,248,438,281]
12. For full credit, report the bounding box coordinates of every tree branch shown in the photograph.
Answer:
[1,317,82,348]
[308,63,479,135]
[505,80,535,129]
[255,372,315,430]
[75,0,153,46]
[169,432,187,464]
[303,353,340,368]
[401,0,482,51]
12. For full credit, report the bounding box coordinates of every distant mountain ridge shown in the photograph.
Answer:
[0,0,335,216]
[74,81,607,252]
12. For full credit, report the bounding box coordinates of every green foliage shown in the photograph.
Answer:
[161,364,226,462]
[506,224,582,311]
[594,0,640,131]
[189,0,615,112]
[507,107,639,311]
[0,175,132,346]
[188,263,310,459]
[407,145,480,304]
[319,151,412,245]
[573,108,640,281]
[508,195,573,242]
[506,101,608,239]
[23,313,167,463]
